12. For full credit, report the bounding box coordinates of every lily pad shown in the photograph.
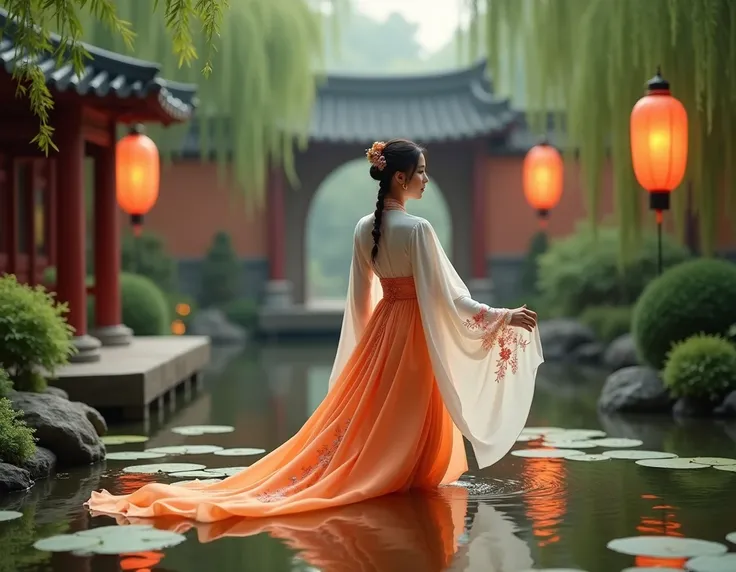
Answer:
[589,438,643,448]
[122,463,206,474]
[218,466,248,476]
[520,427,565,435]
[169,469,228,478]
[516,434,541,442]
[543,440,599,449]
[105,451,166,461]
[101,435,149,446]
[686,554,736,572]
[635,459,710,470]
[689,457,736,466]
[0,510,23,522]
[213,448,266,457]
[170,425,234,436]
[146,445,224,455]
[544,430,606,441]
[86,528,186,554]
[602,450,677,460]
[34,534,101,552]
[511,449,585,459]
[726,531,736,544]
[713,464,736,472]
[76,525,153,538]
[607,536,728,558]
[171,478,222,487]
[567,454,610,462]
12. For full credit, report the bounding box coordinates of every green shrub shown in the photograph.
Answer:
[200,231,241,308]
[0,275,75,391]
[121,273,170,335]
[518,230,549,296]
[121,232,178,293]
[223,298,259,331]
[662,333,736,401]
[0,368,12,398]
[633,258,736,369]
[579,305,633,344]
[537,224,691,316]
[0,397,36,465]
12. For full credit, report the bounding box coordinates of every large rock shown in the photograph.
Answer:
[598,366,674,414]
[9,392,105,467]
[673,396,717,418]
[189,308,247,345]
[76,402,107,436]
[538,319,597,362]
[604,333,640,371]
[0,463,33,493]
[19,446,56,481]
[714,391,736,418]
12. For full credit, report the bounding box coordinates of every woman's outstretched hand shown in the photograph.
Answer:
[509,305,537,332]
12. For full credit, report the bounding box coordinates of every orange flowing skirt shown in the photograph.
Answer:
[86,277,468,523]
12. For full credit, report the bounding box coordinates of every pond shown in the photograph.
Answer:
[2,342,735,572]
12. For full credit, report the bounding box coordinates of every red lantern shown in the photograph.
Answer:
[116,124,160,236]
[523,141,564,225]
[630,68,688,273]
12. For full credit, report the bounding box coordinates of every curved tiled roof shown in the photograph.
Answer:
[307,60,518,143]
[0,8,197,122]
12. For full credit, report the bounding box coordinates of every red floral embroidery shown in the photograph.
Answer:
[256,420,350,503]
[465,307,530,383]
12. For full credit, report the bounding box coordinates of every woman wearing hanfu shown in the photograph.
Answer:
[86,139,544,523]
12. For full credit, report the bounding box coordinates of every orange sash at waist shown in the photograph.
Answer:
[380,276,417,302]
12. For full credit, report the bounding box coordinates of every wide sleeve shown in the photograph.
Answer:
[328,222,383,390]
[410,219,544,469]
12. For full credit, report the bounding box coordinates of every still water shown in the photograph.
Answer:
[2,342,735,572]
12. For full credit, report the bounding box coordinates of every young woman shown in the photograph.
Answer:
[86,139,543,523]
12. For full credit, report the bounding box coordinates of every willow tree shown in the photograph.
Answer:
[2,0,341,203]
[473,0,736,255]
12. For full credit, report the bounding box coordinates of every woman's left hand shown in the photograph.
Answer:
[508,305,537,332]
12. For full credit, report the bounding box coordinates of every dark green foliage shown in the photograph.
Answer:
[223,298,259,331]
[0,368,12,399]
[121,232,178,294]
[633,258,736,369]
[0,275,75,391]
[538,224,691,316]
[663,334,736,401]
[0,396,36,465]
[518,230,549,296]
[579,305,633,344]
[118,273,170,336]
[200,232,241,308]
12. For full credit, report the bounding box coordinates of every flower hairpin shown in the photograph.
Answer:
[366,141,387,171]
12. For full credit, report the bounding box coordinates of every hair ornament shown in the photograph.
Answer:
[366,141,387,171]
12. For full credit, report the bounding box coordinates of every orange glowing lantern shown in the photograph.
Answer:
[523,140,564,226]
[630,68,688,274]
[116,124,160,236]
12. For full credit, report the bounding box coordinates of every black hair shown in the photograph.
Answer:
[368,138,424,262]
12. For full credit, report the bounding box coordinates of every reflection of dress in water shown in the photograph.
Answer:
[86,199,543,522]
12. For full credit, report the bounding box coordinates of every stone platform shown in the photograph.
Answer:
[49,336,211,423]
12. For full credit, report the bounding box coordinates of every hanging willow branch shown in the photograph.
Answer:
[474,0,735,255]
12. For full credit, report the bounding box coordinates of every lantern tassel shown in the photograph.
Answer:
[656,210,663,275]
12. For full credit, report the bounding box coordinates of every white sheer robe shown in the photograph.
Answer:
[329,209,544,469]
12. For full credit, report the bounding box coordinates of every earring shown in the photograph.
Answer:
[402,183,407,190]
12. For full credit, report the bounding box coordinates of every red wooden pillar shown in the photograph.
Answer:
[472,144,487,278]
[7,158,18,275]
[55,105,101,361]
[267,167,285,280]
[92,120,132,345]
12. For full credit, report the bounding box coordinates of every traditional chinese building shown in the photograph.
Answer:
[0,9,197,362]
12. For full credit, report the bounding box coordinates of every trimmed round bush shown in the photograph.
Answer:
[537,224,690,316]
[632,258,736,369]
[120,273,170,336]
[579,305,633,344]
[0,275,74,391]
[223,298,259,330]
[662,333,736,401]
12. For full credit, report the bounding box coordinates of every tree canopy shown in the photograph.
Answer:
[473,0,736,255]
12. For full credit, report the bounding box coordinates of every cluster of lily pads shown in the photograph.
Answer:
[511,427,736,471]
[100,424,267,486]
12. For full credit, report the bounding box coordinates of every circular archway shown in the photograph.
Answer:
[306,158,452,304]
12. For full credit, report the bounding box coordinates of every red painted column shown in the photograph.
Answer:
[472,143,487,279]
[267,167,285,280]
[94,120,122,327]
[7,158,18,275]
[55,105,89,337]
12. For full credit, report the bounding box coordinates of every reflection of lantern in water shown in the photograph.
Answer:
[116,472,158,494]
[632,494,686,568]
[120,551,164,571]
[522,454,568,547]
